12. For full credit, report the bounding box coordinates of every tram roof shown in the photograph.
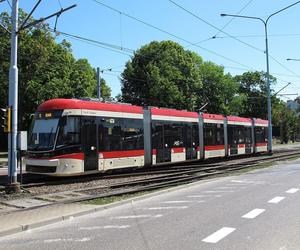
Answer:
[37,98,144,114]
[150,107,198,118]
[254,118,269,125]
[227,115,252,123]
[202,113,224,121]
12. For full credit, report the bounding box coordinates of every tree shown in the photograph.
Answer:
[121,40,203,111]
[0,10,111,130]
[197,61,241,115]
[234,71,277,119]
[0,10,111,150]
[121,40,242,114]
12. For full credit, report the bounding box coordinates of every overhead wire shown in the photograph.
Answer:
[48,1,296,96]
[168,0,300,91]
[212,0,254,38]
[168,0,263,54]
[91,0,256,71]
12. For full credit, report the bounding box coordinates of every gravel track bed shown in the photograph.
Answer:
[0,174,166,201]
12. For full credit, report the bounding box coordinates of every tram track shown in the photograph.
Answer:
[0,148,299,190]
[0,148,299,215]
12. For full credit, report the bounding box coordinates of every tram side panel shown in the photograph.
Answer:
[227,116,253,156]
[150,108,199,165]
[98,115,145,171]
[202,114,225,159]
[254,118,268,153]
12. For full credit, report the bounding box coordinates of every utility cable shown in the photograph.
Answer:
[91,0,256,71]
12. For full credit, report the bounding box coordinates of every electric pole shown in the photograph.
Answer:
[97,67,101,101]
[5,0,76,193]
[6,0,19,193]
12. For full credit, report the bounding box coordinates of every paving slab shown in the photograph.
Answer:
[2,198,51,208]
[0,203,97,237]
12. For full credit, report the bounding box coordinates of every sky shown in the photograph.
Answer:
[1,0,300,100]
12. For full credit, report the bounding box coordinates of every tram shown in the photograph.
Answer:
[26,98,268,176]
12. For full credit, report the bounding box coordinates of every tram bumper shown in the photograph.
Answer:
[25,158,84,176]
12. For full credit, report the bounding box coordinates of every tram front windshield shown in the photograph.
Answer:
[28,113,60,151]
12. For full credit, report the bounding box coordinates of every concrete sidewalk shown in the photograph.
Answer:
[0,202,99,237]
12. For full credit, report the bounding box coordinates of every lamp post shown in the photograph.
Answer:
[221,1,300,154]
[287,58,300,61]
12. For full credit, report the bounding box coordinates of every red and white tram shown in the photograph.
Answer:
[26,98,268,176]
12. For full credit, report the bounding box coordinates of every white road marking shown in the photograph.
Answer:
[203,190,234,193]
[268,196,285,204]
[202,227,236,243]
[162,200,205,204]
[242,209,265,219]
[230,180,252,184]
[44,239,61,243]
[162,200,193,204]
[147,206,188,210]
[286,188,299,194]
[44,237,91,243]
[79,225,130,230]
[187,195,208,198]
[112,214,162,219]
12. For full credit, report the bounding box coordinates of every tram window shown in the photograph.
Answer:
[192,124,199,146]
[163,123,173,148]
[216,123,224,145]
[204,123,215,146]
[255,127,267,143]
[99,118,144,151]
[184,124,192,148]
[152,122,163,149]
[56,116,81,147]
[237,127,244,144]
[204,123,224,146]
[228,125,235,144]
[245,127,252,143]
[122,119,144,150]
[171,123,184,148]
[98,118,122,151]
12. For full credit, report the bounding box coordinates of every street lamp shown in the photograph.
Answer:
[221,1,300,154]
[287,58,300,61]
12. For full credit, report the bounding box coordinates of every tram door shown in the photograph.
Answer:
[228,125,238,155]
[245,127,252,154]
[185,125,197,160]
[154,123,171,163]
[82,117,99,171]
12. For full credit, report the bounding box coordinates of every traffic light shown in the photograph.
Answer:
[1,107,11,133]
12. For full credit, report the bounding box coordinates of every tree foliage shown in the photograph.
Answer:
[198,61,240,115]
[0,10,111,131]
[234,71,277,119]
[121,40,240,114]
[121,41,203,111]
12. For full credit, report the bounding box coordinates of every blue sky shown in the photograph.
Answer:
[1,0,300,100]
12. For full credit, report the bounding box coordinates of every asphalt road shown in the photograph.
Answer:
[1,158,300,249]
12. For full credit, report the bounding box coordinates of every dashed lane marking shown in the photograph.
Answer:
[186,195,208,198]
[44,237,91,243]
[147,206,188,210]
[202,227,236,243]
[203,190,235,193]
[268,196,285,204]
[79,225,130,230]
[242,209,265,219]
[286,188,299,194]
[112,214,162,219]
[162,200,196,204]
